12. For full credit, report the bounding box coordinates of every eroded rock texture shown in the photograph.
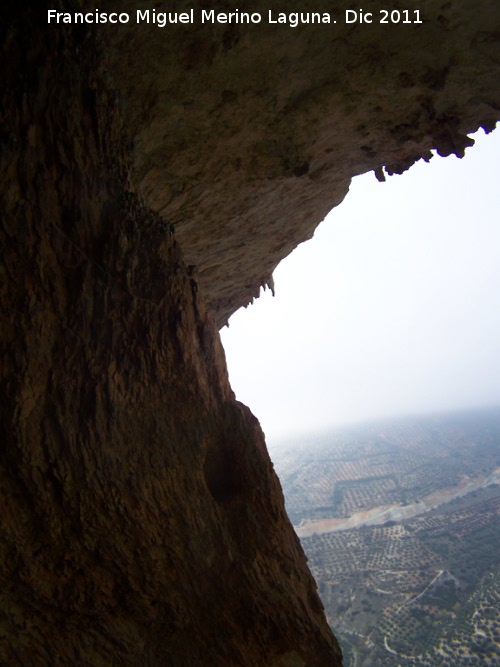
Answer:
[1,1,499,665]
[0,7,338,666]
[105,0,500,326]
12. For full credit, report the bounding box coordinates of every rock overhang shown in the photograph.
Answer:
[100,0,500,326]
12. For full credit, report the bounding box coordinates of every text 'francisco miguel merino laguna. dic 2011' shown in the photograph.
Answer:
[47,8,423,27]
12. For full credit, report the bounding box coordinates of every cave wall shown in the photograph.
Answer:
[1,1,499,665]
[0,9,340,666]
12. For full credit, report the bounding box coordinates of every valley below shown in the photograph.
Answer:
[271,408,500,667]
[296,468,500,536]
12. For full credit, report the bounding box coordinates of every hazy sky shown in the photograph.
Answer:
[220,128,500,443]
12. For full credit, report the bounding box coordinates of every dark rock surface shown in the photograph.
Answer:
[1,1,499,665]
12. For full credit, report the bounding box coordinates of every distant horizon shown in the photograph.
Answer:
[221,128,500,442]
[265,402,500,450]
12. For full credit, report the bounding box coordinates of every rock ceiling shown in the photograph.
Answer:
[103,0,500,326]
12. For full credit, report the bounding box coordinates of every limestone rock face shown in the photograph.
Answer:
[1,1,499,666]
[0,8,339,666]
[105,0,500,326]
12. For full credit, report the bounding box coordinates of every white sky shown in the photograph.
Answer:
[220,128,500,443]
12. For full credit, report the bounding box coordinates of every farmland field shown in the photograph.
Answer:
[271,407,500,666]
